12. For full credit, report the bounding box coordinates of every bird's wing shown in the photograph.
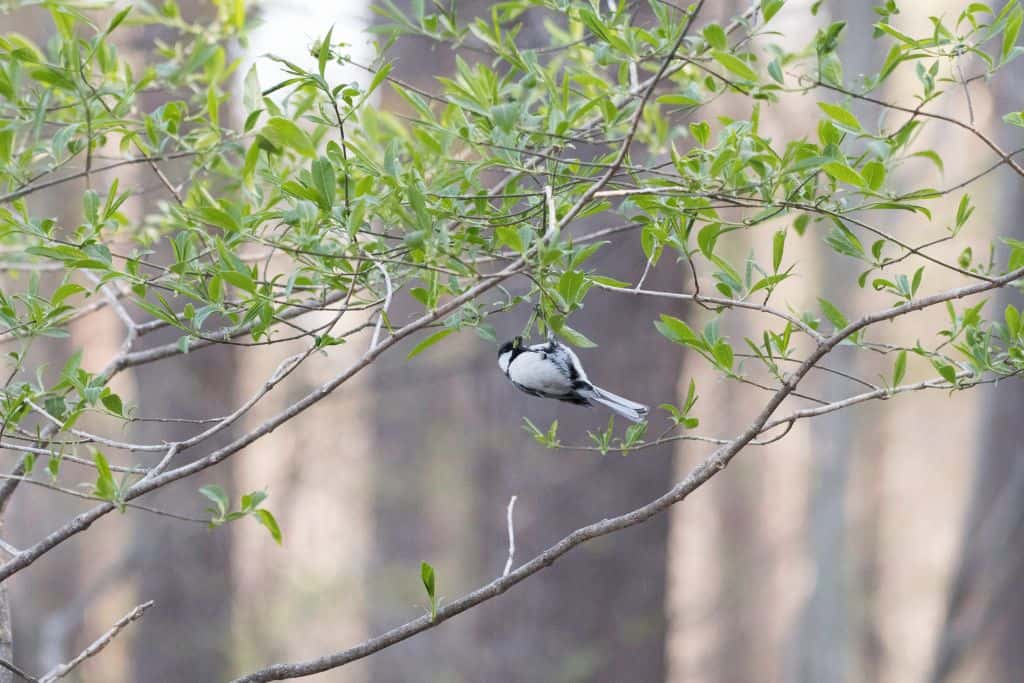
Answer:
[553,343,589,383]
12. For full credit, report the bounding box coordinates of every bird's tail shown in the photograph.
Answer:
[579,385,649,423]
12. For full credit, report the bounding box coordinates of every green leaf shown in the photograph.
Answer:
[254,509,283,545]
[101,392,124,416]
[703,24,727,50]
[407,180,431,233]
[655,315,703,349]
[822,161,866,188]
[199,484,230,518]
[933,361,958,385]
[763,0,785,22]
[817,102,861,131]
[893,349,907,385]
[911,150,945,173]
[44,396,66,420]
[711,50,757,81]
[241,490,268,511]
[311,157,336,211]
[911,266,924,296]
[658,93,702,107]
[1006,304,1021,337]
[689,121,710,146]
[92,452,118,503]
[749,272,791,294]
[557,324,597,348]
[590,275,632,288]
[406,328,454,359]
[825,223,866,259]
[421,561,436,600]
[221,270,256,294]
[318,25,334,77]
[105,6,132,34]
[52,282,86,306]
[1002,7,1022,64]
[260,117,316,157]
[1003,111,1024,128]
[818,297,848,330]
[495,225,525,252]
[955,194,974,231]
[712,341,734,372]
[862,160,886,191]
[772,230,786,271]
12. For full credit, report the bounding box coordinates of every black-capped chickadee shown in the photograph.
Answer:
[498,336,649,423]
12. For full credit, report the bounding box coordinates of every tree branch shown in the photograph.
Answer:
[227,265,1024,682]
[37,601,153,683]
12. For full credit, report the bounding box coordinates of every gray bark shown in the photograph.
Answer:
[0,583,11,683]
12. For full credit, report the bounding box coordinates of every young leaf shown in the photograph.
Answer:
[260,117,316,157]
[311,157,336,210]
[421,561,435,598]
[818,102,862,131]
[822,161,866,188]
[772,230,786,272]
[318,25,334,77]
[199,484,230,519]
[254,509,283,545]
[818,297,848,330]
[421,561,438,620]
[92,452,118,503]
[711,50,757,81]
[893,350,907,385]
[406,328,455,359]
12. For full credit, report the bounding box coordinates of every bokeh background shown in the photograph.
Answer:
[4,1,1024,682]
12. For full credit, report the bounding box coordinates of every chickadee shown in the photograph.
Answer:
[498,335,649,423]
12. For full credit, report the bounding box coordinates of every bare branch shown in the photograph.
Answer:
[225,248,1024,682]
[38,601,153,683]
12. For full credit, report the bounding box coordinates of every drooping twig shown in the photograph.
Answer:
[502,495,517,578]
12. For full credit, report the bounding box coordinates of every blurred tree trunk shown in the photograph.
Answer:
[367,4,680,681]
[126,5,238,680]
[127,345,237,682]
[789,4,879,682]
[930,57,1024,683]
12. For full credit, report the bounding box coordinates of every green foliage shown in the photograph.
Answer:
[1,0,1023,542]
[200,485,283,544]
[420,561,438,620]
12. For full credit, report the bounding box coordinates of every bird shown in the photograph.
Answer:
[497,335,649,423]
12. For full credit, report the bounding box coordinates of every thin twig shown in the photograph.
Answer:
[369,262,393,352]
[38,601,154,683]
[502,495,517,578]
[0,656,36,682]
[226,261,1024,683]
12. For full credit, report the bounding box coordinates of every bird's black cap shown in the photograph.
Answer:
[498,336,523,356]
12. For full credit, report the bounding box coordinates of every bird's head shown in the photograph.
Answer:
[497,336,523,374]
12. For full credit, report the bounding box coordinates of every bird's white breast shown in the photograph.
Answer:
[508,352,572,393]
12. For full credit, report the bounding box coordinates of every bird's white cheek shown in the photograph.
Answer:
[498,351,511,374]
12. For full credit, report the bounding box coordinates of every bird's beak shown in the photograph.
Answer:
[512,336,523,350]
